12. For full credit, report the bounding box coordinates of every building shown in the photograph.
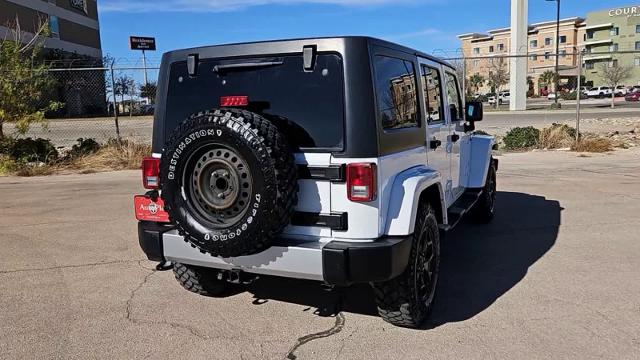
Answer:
[583,5,640,87]
[0,0,105,117]
[458,17,585,95]
[0,0,102,59]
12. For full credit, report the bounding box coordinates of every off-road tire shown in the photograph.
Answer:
[472,160,497,223]
[371,203,440,328]
[160,108,298,258]
[173,262,228,296]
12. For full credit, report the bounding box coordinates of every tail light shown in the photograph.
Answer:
[142,157,160,189]
[346,163,377,202]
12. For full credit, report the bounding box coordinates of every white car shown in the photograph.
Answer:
[587,86,613,98]
[547,92,558,100]
[488,91,510,105]
[614,86,628,97]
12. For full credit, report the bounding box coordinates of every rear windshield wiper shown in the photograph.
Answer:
[213,61,284,73]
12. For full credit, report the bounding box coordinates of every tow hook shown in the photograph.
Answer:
[155,261,173,271]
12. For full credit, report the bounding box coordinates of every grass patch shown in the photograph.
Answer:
[0,137,150,177]
[571,137,613,153]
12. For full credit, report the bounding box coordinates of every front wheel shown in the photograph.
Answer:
[472,160,497,223]
[371,203,440,328]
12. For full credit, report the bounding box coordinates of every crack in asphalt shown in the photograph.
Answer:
[0,259,143,275]
[124,262,212,341]
[284,312,346,360]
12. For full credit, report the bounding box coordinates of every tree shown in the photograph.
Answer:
[599,61,632,109]
[0,18,61,138]
[140,81,157,104]
[468,73,485,94]
[486,59,509,108]
[114,74,136,116]
[539,70,557,93]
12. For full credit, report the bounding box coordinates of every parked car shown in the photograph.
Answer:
[134,36,497,329]
[547,92,557,100]
[586,86,613,98]
[625,90,640,102]
[614,86,628,97]
[488,91,510,105]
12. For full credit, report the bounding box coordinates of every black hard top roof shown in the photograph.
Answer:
[163,36,452,68]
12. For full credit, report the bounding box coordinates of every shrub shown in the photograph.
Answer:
[539,123,577,149]
[7,138,58,163]
[503,127,540,150]
[69,138,101,157]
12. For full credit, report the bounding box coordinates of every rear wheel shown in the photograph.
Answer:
[173,262,228,297]
[371,203,440,328]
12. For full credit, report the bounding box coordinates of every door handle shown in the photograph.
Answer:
[429,139,442,150]
[450,134,460,143]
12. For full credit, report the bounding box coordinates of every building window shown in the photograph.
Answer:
[530,39,538,48]
[544,52,551,60]
[48,15,59,38]
[489,45,494,53]
[587,31,594,40]
[585,62,594,70]
[473,47,480,55]
[610,43,619,52]
[545,37,552,46]
[497,43,504,51]
[636,42,640,51]
[610,27,619,36]
[559,35,567,44]
[529,54,538,61]
[637,25,640,33]
[473,60,480,68]
[560,50,567,58]
[635,58,640,67]
[373,56,419,130]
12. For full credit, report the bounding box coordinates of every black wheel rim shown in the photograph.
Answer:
[415,219,438,307]
[184,145,253,228]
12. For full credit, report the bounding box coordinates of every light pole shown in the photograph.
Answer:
[546,0,561,106]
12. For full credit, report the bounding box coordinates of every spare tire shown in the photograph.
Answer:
[160,108,298,257]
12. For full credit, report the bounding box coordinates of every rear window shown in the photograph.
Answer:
[165,54,344,150]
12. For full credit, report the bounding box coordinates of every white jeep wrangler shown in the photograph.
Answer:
[135,37,497,328]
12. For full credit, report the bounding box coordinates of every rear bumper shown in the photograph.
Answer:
[138,221,412,285]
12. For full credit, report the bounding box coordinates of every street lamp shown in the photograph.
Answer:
[546,0,561,106]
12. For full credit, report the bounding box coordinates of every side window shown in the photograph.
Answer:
[373,56,420,130]
[445,72,464,121]
[420,65,443,125]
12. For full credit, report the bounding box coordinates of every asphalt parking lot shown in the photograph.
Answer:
[1,148,639,359]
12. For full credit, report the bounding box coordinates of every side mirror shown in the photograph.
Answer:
[465,101,483,122]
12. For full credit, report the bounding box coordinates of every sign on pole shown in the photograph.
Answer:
[129,36,156,51]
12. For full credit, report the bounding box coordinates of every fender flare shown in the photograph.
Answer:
[383,166,447,236]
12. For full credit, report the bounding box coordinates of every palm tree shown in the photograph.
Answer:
[539,70,557,94]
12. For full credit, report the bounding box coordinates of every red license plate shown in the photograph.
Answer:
[134,195,170,223]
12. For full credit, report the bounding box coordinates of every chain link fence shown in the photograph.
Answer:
[4,65,159,149]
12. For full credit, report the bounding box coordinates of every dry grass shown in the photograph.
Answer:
[538,124,576,150]
[2,140,150,177]
[571,136,614,153]
[65,141,150,172]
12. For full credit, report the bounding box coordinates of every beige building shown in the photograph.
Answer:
[0,0,102,59]
[459,17,585,95]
